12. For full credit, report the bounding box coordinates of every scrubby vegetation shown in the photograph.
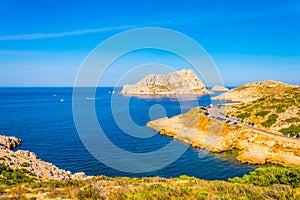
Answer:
[21,162,30,167]
[261,114,278,128]
[280,125,300,136]
[255,110,270,117]
[229,166,300,188]
[1,164,300,199]
[226,84,300,135]
[0,163,35,186]
[237,112,250,120]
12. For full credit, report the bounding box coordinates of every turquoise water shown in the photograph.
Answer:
[0,87,258,180]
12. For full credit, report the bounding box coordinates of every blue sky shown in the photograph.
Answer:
[0,0,299,86]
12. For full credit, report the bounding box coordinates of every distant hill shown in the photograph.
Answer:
[120,69,210,96]
[214,80,300,136]
[212,80,296,103]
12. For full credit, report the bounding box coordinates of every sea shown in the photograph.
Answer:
[0,87,258,180]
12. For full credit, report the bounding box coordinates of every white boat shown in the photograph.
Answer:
[86,97,97,100]
[112,90,116,94]
[60,99,64,102]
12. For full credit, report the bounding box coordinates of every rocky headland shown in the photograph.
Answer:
[147,107,300,166]
[148,81,300,166]
[0,135,87,180]
[120,69,210,96]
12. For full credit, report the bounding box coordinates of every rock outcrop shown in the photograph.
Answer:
[0,135,87,180]
[120,69,210,96]
[211,85,229,92]
[147,108,300,166]
[0,135,21,149]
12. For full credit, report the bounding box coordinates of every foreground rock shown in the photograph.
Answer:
[0,135,87,180]
[211,85,229,92]
[0,135,21,149]
[147,108,300,166]
[120,69,210,96]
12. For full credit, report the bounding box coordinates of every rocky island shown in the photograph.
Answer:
[120,69,210,96]
[148,80,300,166]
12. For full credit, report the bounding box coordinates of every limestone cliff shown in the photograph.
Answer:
[147,108,300,166]
[120,69,210,96]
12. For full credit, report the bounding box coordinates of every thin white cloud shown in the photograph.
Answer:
[0,25,137,41]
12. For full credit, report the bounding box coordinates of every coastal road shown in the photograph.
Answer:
[207,106,300,142]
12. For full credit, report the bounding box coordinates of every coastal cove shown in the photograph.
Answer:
[0,87,259,180]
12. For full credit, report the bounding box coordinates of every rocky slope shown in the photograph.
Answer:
[120,69,210,96]
[147,108,300,166]
[211,85,229,92]
[0,135,87,180]
[213,80,300,136]
[1,165,299,200]
[212,80,295,103]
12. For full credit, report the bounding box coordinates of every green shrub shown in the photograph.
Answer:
[21,162,30,167]
[0,164,35,186]
[255,110,270,117]
[271,98,281,103]
[261,114,278,128]
[285,117,300,123]
[276,105,286,113]
[280,125,300,136]
[237,113,250,120]
[75,185,101,200]
[229,166,300,188]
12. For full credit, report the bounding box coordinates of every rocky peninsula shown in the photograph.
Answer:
[147,107,300,166]
[148,80,300,166]
[120,69,210,96]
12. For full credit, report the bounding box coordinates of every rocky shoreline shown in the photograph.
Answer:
[0,135,87,180]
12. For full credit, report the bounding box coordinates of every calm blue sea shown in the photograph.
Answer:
[0,87,258,180]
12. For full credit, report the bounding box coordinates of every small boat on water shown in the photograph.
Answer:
[60,99,64,102]
[86,97,97,100]
[112,90,116,94]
